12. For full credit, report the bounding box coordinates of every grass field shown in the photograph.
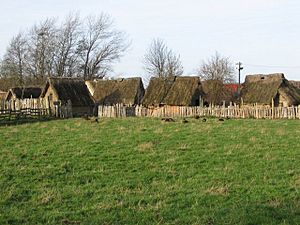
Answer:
[1,117,300,224]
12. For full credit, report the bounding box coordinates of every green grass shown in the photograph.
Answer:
[1,117,300,224]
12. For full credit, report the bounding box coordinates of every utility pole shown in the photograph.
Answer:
[236,62,243,95]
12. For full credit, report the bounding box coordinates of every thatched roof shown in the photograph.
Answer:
[85,80,97,96]
[164,77,203,105]
[41,77,94,107]
[289,80,300,89]
[201,80,218,93]
[142,76,176,106]
[278,81,300,105]
[92,77,144,105]
[201,80,237,105]
[142,76,203,106]
[245,73,285,83]
[6,87,42,100]
[241,73,300,105]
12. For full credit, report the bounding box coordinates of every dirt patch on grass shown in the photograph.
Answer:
[178,143,190,150]
[154,127,164,134]
[64,125,77,132]
[275,128,286,136]
[293,176,300,188]
[74,120,84,127]
[136,142,154,152]
[267,199,282,208]
[39,189,59,205]
[249,136,257,143]
[206,185,229,196]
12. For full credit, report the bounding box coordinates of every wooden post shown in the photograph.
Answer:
[47,96,52,116]
[67,100,72,118]
[255,103,258,119]
[271,98,274,119]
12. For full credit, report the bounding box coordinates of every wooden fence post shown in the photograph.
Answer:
[271,98,274,119]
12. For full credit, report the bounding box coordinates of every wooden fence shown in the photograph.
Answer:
[98,104,300,119]
[0,108,49,121]
[52,100,73,118]
[0,98,47,110]
[0,98,73,119]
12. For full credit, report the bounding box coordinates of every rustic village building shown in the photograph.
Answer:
[41,77,94,116]
[201,80,238,106]
[5,87,42,101]
[142,76,203,106]
[91,77,144,106]
[0,90,7,101]
[240,73,300,107]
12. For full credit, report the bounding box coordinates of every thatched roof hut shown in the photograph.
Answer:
[92,77,144,106]
[201,80,238,105]
[41,77,94,115]
[41,77,94,106]
[6,87,42,101]
[241,73,300,106]
[142,76,175,106]
[142,76,203,106]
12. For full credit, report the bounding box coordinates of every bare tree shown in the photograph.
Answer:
[0,13,128,83]
[26,18,57,83]
[77,14,128,79]
[54,13,81,77]
[1,32,28,86]
[166,51,183,77]
[144,39,183,78]
[198,52,235,83]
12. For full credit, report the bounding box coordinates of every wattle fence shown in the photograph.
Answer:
[0,98,47,110]
[2,99,299,120]
[98,104,300,119]
[0,99,72,120]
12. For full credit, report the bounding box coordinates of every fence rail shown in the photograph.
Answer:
[0,108,49,121]
[98,104,300,120]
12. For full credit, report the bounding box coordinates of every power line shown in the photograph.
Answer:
[244,63,300,69]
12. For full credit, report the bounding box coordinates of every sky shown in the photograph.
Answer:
[1,0,300,82]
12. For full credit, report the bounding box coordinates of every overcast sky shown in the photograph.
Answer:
[1,0,300,81]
